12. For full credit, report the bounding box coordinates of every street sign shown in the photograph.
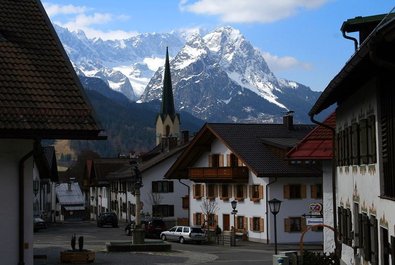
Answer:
[306,217,323,226]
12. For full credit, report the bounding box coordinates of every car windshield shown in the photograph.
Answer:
[191,228,203,233]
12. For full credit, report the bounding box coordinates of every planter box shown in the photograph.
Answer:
[60,250,95,263]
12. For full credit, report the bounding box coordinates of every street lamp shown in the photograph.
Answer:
[268,198,282,254]
[231,200,238,246]
[130,159,144,244]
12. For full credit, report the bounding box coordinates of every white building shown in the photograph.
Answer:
[0,2,103,264]
[309,13,395,265]
[165,117,324,244]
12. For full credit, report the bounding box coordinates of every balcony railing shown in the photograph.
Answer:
[188,167,249,183]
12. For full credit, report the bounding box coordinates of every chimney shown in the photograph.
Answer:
[283,111,294,130]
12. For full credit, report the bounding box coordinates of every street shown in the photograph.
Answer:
[33,221,280,265]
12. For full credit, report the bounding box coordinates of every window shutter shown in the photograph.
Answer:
[243,185,247,200]
[301,184,307,199]
[238,158,243,166]
[346,127,351,165]
[215,214,218,226]
[368,115,377,164]
[259,185,264,200]
[214,184,218,198]
[359,119,368,164]
[311,184,317,199]
[284,185,290,199]
[229,184,233,198]
[370,216,378,265]
[208,155,213,167]
[336,132,341,166]
[338,207,343,241]
[201,213,205,225]
[362,214,371,261]
[352,123,360,165]
[354,213,362,248]
[244,217,248,231]
[259,218,264,232]
[219,185,223,200]
[346,209,352,245]
[249,185,253,200]
[391,236,395,265]
[202,184,205,199]
[250,218,253,231]
[219,154,224,167]
[226,154,230,166]
[284,218,291,232]
[193,213,197,225]
[192,184,196,199]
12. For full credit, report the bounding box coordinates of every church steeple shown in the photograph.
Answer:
[155,47,180,146]
[160,47,176,120]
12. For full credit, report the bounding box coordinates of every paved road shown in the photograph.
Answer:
[34,221,318,265]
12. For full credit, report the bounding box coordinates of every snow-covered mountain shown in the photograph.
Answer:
[141,26,321,123]
[55,25,323,123]
[55,24,186,100]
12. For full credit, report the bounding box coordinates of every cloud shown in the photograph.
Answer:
[43,3,87,17]
[180,0,328,23]
[43,2,136,40]
[262,52,312,72]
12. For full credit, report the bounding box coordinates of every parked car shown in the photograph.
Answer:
[33,217,47,232]
[97,212,118,228]
[160,226,206,244]
[125,218,166,238]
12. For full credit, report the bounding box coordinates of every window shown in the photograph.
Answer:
[194,212,203,226]
[209,154,223,167]
[182,196,189,209]
[311,184,323,199]
[207,184,217,199]
[235,185,245,200]
[152,181,174,193]
[284,184,306,199]
[284,217,305,232]
[336,115,377,167]
[193,184,204,199]
[208,213,216,227]
[220,184,230,200]
[380,227,389,265]
[250,217,264,232]
[250,185,263,201]
[152,205,174,217]
[227,153,240,167]
[236,216,245,230]
[337,206,352,246]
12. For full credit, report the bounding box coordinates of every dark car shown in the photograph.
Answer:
[125,218,166,238]
[33,217,47,232]
[97,212,118,228]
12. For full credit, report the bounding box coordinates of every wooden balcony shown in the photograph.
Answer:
[188,167,249,183]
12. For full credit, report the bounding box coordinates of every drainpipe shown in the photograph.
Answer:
[342,29,358,52]
[178,179,190,226]
[265,177,277,244]
[18,150,34,265]
[310,114,338,255]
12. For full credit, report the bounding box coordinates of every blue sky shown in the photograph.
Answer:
[43,0,395,91]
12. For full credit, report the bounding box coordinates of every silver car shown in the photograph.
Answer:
[160,226,206,244]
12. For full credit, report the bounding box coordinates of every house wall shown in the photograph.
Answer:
[189,139,323,244]
[0,139,34,265]
[322,160,335,253]
[334,78,394,265]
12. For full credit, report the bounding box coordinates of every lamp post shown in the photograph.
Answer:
[268,198,282,254]
[231,200,238,246]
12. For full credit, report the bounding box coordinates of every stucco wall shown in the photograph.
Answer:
[0,139,34,265]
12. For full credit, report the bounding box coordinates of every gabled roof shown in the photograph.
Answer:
[287,113,335,160]
[88,158,130,186]
[55,182,84,206]
[310,13,395,116]
[109,144,188,180]
[165,122,322,179]
[0,0,103,139]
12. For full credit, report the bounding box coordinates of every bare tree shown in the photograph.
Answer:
[148,190,163,217]
[200,198,219,229]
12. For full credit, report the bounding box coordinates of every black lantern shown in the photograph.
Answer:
[268,198,282,254]
[230,200,238,246]
[231,200,237,212]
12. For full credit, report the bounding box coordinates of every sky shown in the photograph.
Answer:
[42,0,395,92]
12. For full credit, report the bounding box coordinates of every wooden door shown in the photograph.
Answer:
[223,214,230,231]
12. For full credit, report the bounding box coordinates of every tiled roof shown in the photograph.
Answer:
[0,0,102,139]
[287,113,335,160]
[166,122,321,179]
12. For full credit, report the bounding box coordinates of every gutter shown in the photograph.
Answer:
[265,177,277,244]
[178,179,190,226]
[342,29,358,52]
[309,114,339,256]
[18,150,34,265]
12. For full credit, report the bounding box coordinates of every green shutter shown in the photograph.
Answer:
[370,216,378,265]
[359,119,368,164]
[352,123,360,165]
[368,115,377,164]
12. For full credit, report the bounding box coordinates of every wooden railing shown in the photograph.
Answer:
[188,167,248,182]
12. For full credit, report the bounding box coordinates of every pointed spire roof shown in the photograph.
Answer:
[160,47,176,119]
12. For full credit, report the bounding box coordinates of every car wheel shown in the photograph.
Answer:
[179,237,185,244]
[161,234,167,241]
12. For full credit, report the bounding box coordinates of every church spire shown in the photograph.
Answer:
[160,47,176,119]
